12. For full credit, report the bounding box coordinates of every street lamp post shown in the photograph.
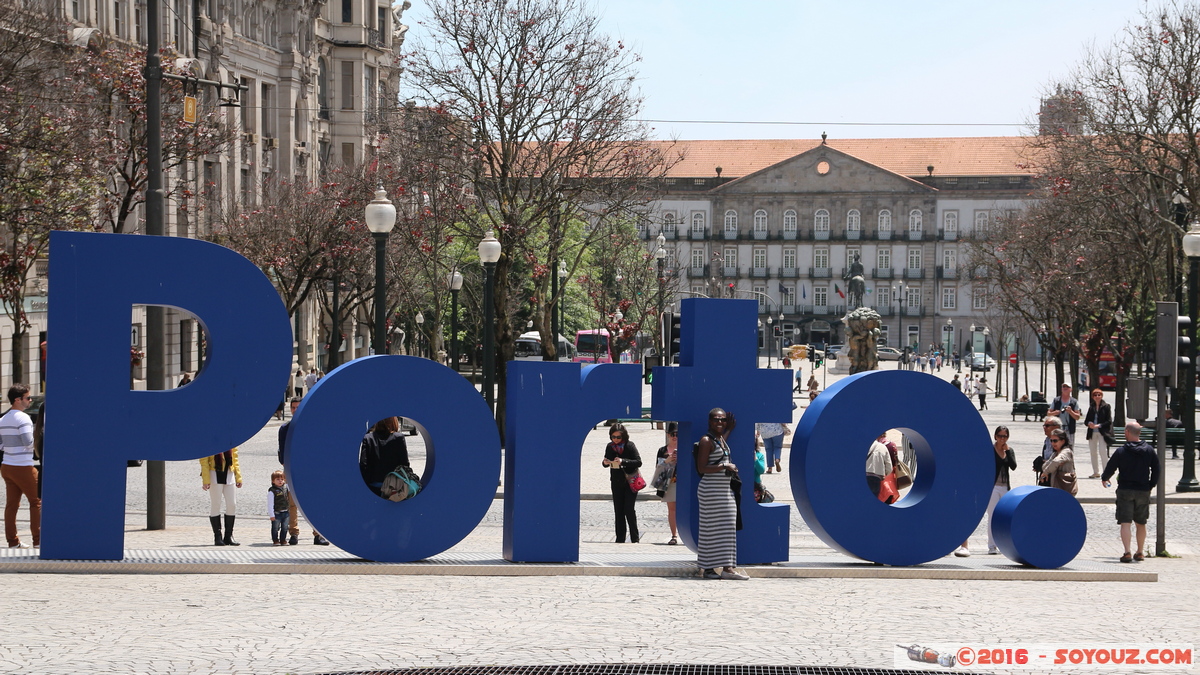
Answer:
[767,315,774,368]
[415,311,425,358]
[945,318,953,358]
[364,185,397,357]
[1178,222,1200,491]
[449,270,463,371]
[1038,322,1048,396]
[655,233,667,363]
[479,232,502,415]
[894,282,906,368]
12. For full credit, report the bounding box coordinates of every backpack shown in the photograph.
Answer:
[380,465,421,502]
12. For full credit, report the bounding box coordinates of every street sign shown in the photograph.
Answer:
[1009,353,1017,366]
[182,96,197,124]
[131,324,140,347]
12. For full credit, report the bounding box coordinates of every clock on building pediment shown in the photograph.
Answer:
[711,145,936,196]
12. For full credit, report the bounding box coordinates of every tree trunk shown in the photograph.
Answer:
[11,329,25,388]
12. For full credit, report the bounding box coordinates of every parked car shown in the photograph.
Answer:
[969,354,997,371]
[877,347,902,361]
[827,344,845,357]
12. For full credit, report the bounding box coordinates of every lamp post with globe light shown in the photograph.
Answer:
[655,233,667,364]
[364,185,397,357]
[1178,222,1200,491]
[479,232,502,414]
[558,262,568,356]
[449,270,463,371]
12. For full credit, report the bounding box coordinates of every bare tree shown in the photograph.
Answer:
[402,0,679,423]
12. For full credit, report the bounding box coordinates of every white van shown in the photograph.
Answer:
[514,331,576,361]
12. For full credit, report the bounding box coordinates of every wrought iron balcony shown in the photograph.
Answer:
[903,268,926,279]
[872,268,894,279]
[810,267,832,278]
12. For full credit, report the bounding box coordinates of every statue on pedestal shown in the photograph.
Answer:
[845,306,882,374]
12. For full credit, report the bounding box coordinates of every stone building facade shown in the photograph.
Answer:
[643,136,1037,359]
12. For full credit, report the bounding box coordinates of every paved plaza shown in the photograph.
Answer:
[1,362,1198,673]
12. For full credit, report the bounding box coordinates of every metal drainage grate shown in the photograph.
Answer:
[320,665,991,675]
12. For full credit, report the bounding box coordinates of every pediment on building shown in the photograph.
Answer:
[712,144,936,195]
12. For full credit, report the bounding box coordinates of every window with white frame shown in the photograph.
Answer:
[783,210,797,233]
[814,248,829,269]
[944,210,958,235]
[723,247,737,269]
[846,248,861,268]
[783,248,796,269]
[909,209,923,233]
[692,285,705,298]
[877,248,891,270]
[942,287,957,310]
[943,249,957,270]
[781,285,796,306]
[754,285,767,310]
[974,210,989,234]
[878,325,890,345]
[753,248,766,269]
[878,209,892,231]
[724,210,738,234]
[847,209,861,232]
[907,248,922,269]
[754,209,768,234]
[973,287,988,309]
[814,209,830,232]
[876,286,892,308]
[663,213,676,233]
[814,286,828,307]
[691,248,705,269]
[907,287,921,309]
[692,212,705,233]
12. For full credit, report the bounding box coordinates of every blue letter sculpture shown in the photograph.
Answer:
[791,369,995,566]
[651,298,793,564]
[503,361,641,562]
[42,232,293,560]
[286,355,501,562]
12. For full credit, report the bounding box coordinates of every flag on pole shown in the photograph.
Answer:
[778,283,787,293]
[834,283,846,299]
[801,284,807,299]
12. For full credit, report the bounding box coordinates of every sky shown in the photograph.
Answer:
[401,0,1150,141]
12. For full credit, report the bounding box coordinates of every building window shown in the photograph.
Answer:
[847,209,861,232]
[783,209,797,232]
[691,212,705,233]
[876,286,891,308]
[973,287,988,310]
[318,60,331,118]
[846,248,860,268]
[814,286,828,307]
[261,84,275,138]
[753,209,767,233]
[341,61,354,110]
[341,142,354,166]
[663,213,676,233]
[878,209,892,231]
[909,209,923,233]
[942,287,957,310]
[944,210,958,234]
[723,247,737,269]
[783,248,796,269]
[114,0,124,36]
[364,65,377,121]
[782,286,796,306]
[692,285,705,298]
[943,249,957,270]
[877,248,891,270]
[907,249,922,269]
[814,248,829,269]
[341,0,352,22]
[814,209,830,232]
[974,210,989,235]
[691,248,704,269]
[753,248,766,269]
[906,287,921,308]
[724,210,737,233]
[754,285,767,310]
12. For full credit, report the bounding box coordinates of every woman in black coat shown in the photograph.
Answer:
[602,423,643,543]
[359,417,410,497]
[1084,388,1113,478]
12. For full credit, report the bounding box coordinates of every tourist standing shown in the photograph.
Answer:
[1049,383,1082,444]
[1102,423,1159,563]
[695,409,747,580]
[267,470,291,546]
[0,384,38,548]
[1041,429,1078,496]
[986,426,1016,554]
[201,449,242,546]
[654,423,679,545]
[602,423,642,543]
[1084,389,1113,478]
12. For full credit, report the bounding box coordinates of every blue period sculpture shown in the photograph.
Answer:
[651,298,794,565]
[991,485,1088,569]
[42,232,293,560]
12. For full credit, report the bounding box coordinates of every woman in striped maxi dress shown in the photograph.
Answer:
[694,408,748,580]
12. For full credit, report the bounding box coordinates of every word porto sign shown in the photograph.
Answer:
[42,232,1086,568]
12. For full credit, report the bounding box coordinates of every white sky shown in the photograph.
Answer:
[402,0,1147,140]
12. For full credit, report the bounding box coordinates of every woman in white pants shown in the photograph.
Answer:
[986,426,1017,554]
[1083,389,1113,478]
[200,449,242,546]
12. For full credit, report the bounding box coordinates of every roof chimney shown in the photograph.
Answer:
[715,166,722,178]
[927,165,934,177]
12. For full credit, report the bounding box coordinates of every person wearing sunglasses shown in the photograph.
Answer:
[1040,429,1078,496]
[602,423,642,543]
[695,408,748,580]
[653,422,679,544]
[1033,416,1064,486]
[0,384,39,548]
[985,426,1017,554]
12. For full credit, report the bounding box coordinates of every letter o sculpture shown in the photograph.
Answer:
[790,370,995,566]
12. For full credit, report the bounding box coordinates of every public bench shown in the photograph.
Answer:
[1111,426,1200,454]
[1010,401,1050,422]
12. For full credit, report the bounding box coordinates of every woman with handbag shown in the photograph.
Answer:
[602,423,643,543]
[695,408,748,580]
[654,422,680,545]
[1041,429,1079,496]
[985,426,1017,554]
[1084,389,1113,478]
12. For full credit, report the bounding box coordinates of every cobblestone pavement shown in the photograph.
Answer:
[1,362,1199,673]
